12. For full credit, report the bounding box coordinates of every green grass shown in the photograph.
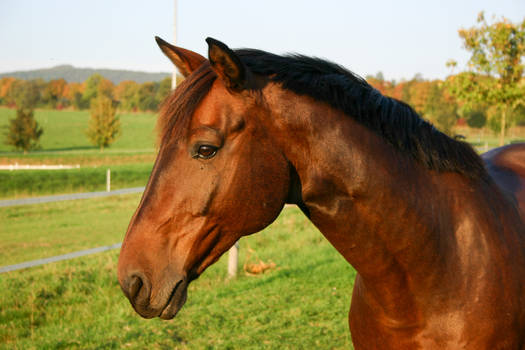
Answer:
[0,201,355,349]
[0,163,153,199]
[0,193,142,265]
[0,108,157,153]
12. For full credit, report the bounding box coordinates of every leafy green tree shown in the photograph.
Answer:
[136,82,158,111]
[459,105,487,129]
[486,106,511,134]
[82,74,103,105]
[82,74,114,108]
[155,77,172,106]
[7,79,41,109]
[4,108,43,153]
[512,104,525,126]
[115,80,139,111]
[423,82,458,135]
[447,12,525,145]
[487,104,525,133]
[86,96,121,150]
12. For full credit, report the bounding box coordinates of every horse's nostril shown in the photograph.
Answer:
[121,273,150,308]
[128,275,143,301]
[119,272,158,318]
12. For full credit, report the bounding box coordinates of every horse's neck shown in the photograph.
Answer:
[262,86,506,312]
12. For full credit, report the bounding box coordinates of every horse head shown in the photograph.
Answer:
[117,37,291,319]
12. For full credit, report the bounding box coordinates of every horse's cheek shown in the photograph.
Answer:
[188,170,220,217]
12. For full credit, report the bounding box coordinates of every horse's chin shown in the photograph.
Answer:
[159,279,189,320]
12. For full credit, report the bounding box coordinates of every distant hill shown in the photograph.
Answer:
[0,65,171,84]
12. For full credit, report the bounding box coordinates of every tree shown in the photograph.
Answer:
[512,104,525,126]
[155,77,172,106]
[136,82,158,111]
[82,74,114,108]
[4,108,43,153]
[423,81,458,135]
[0,77,16,106]
[115,80,139,111]
[4,79,44,152]
[64,82,86,110]
[366,73,396,97]
[407,80,433,115]
[459,105,487,129]
[7,79,41,109]
[86,95,121,150]
[42,79,66,108]
[447,12,525,145]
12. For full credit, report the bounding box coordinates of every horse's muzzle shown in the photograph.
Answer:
[119,272,188,319]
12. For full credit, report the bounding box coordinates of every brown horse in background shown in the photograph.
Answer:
[118,37,525,349]
[484,143,525,220]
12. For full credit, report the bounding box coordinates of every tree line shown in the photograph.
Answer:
[0,74,174,113]
[7,67,523,143]
[366,73,525,137]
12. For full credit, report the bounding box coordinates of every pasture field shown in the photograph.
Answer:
[0,201,355,349]
[0,108,157,154]
[0,108,157,198]
[0,193,142,265]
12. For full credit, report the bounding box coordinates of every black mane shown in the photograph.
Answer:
[236,49,487,180]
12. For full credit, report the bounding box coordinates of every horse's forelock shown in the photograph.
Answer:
[157,63,217,147]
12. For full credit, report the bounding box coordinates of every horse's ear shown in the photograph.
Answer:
[155,36,206,78]
[206,37,247,91]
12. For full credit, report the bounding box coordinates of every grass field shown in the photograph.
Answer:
[0,108,157,198]
[0,193,142,264]
[0,108,157,154]
[0,199,355,349]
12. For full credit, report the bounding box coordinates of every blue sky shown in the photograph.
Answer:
[0,0,523,81]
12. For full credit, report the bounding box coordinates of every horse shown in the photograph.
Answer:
[117,37,525,349]
[483,143,525,220]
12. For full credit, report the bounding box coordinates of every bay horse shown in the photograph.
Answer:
[117,37,525,349]
[483,143,525,221]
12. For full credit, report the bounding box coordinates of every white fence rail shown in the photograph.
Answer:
[0,164,80,170]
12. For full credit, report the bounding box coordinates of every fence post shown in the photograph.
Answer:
[106,169,111,192]
[228,241,239,278]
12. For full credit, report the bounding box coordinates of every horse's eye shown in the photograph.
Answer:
[196,145,218,159]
